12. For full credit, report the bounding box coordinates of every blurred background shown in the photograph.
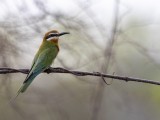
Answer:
[1,0,160,120]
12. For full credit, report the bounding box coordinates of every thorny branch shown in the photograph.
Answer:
[0,67,160,86]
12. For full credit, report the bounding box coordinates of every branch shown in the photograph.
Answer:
[0,67,160,86]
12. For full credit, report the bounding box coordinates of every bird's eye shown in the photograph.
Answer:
[46,33,59,41]
[48,33,58,36]
[46,33,58,39]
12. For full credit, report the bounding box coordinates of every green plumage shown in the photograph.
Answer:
[18,41,59,93]
[10,30,69,102]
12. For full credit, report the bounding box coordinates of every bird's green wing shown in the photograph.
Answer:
[24,47,58,83]
[17,46,58,93]
[24,50,40,81]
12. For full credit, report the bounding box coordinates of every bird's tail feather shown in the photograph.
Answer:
[9,91,21,104]
[9,76,36,104]
[9,85,23,104]
[19,81,32,93]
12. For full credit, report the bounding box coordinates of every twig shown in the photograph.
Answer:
[0,67,160,86]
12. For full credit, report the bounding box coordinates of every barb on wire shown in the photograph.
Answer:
[94,72,112,85]
[0,67,160,86]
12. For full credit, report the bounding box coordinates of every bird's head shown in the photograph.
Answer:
[44,30,70,43]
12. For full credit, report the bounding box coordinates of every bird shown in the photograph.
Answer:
[15,30,69,98]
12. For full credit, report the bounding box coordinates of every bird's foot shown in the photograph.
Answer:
[45,68,52,74]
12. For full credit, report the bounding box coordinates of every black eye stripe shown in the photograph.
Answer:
[46,33,59,39]
[49,33,58,36]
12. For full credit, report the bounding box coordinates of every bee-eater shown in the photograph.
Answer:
[17,30,69,96]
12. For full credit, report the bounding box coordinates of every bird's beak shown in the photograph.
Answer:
[58,32,70,36]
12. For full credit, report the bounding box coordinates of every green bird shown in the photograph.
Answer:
[17,30,69,96]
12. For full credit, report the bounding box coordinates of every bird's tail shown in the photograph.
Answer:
[9,76,36,104]
[9,90,21,104]
[19,81,33,93]
[9,81,32,104]
[19,71,40,93]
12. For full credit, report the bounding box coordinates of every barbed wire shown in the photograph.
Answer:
[0,67,160,85]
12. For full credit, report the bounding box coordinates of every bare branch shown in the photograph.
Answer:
[0,67,160,86]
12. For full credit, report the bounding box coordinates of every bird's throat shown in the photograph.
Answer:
[50,39,59,51]
[51,39,58,44]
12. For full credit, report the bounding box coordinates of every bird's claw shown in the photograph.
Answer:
[45,68,52,74]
